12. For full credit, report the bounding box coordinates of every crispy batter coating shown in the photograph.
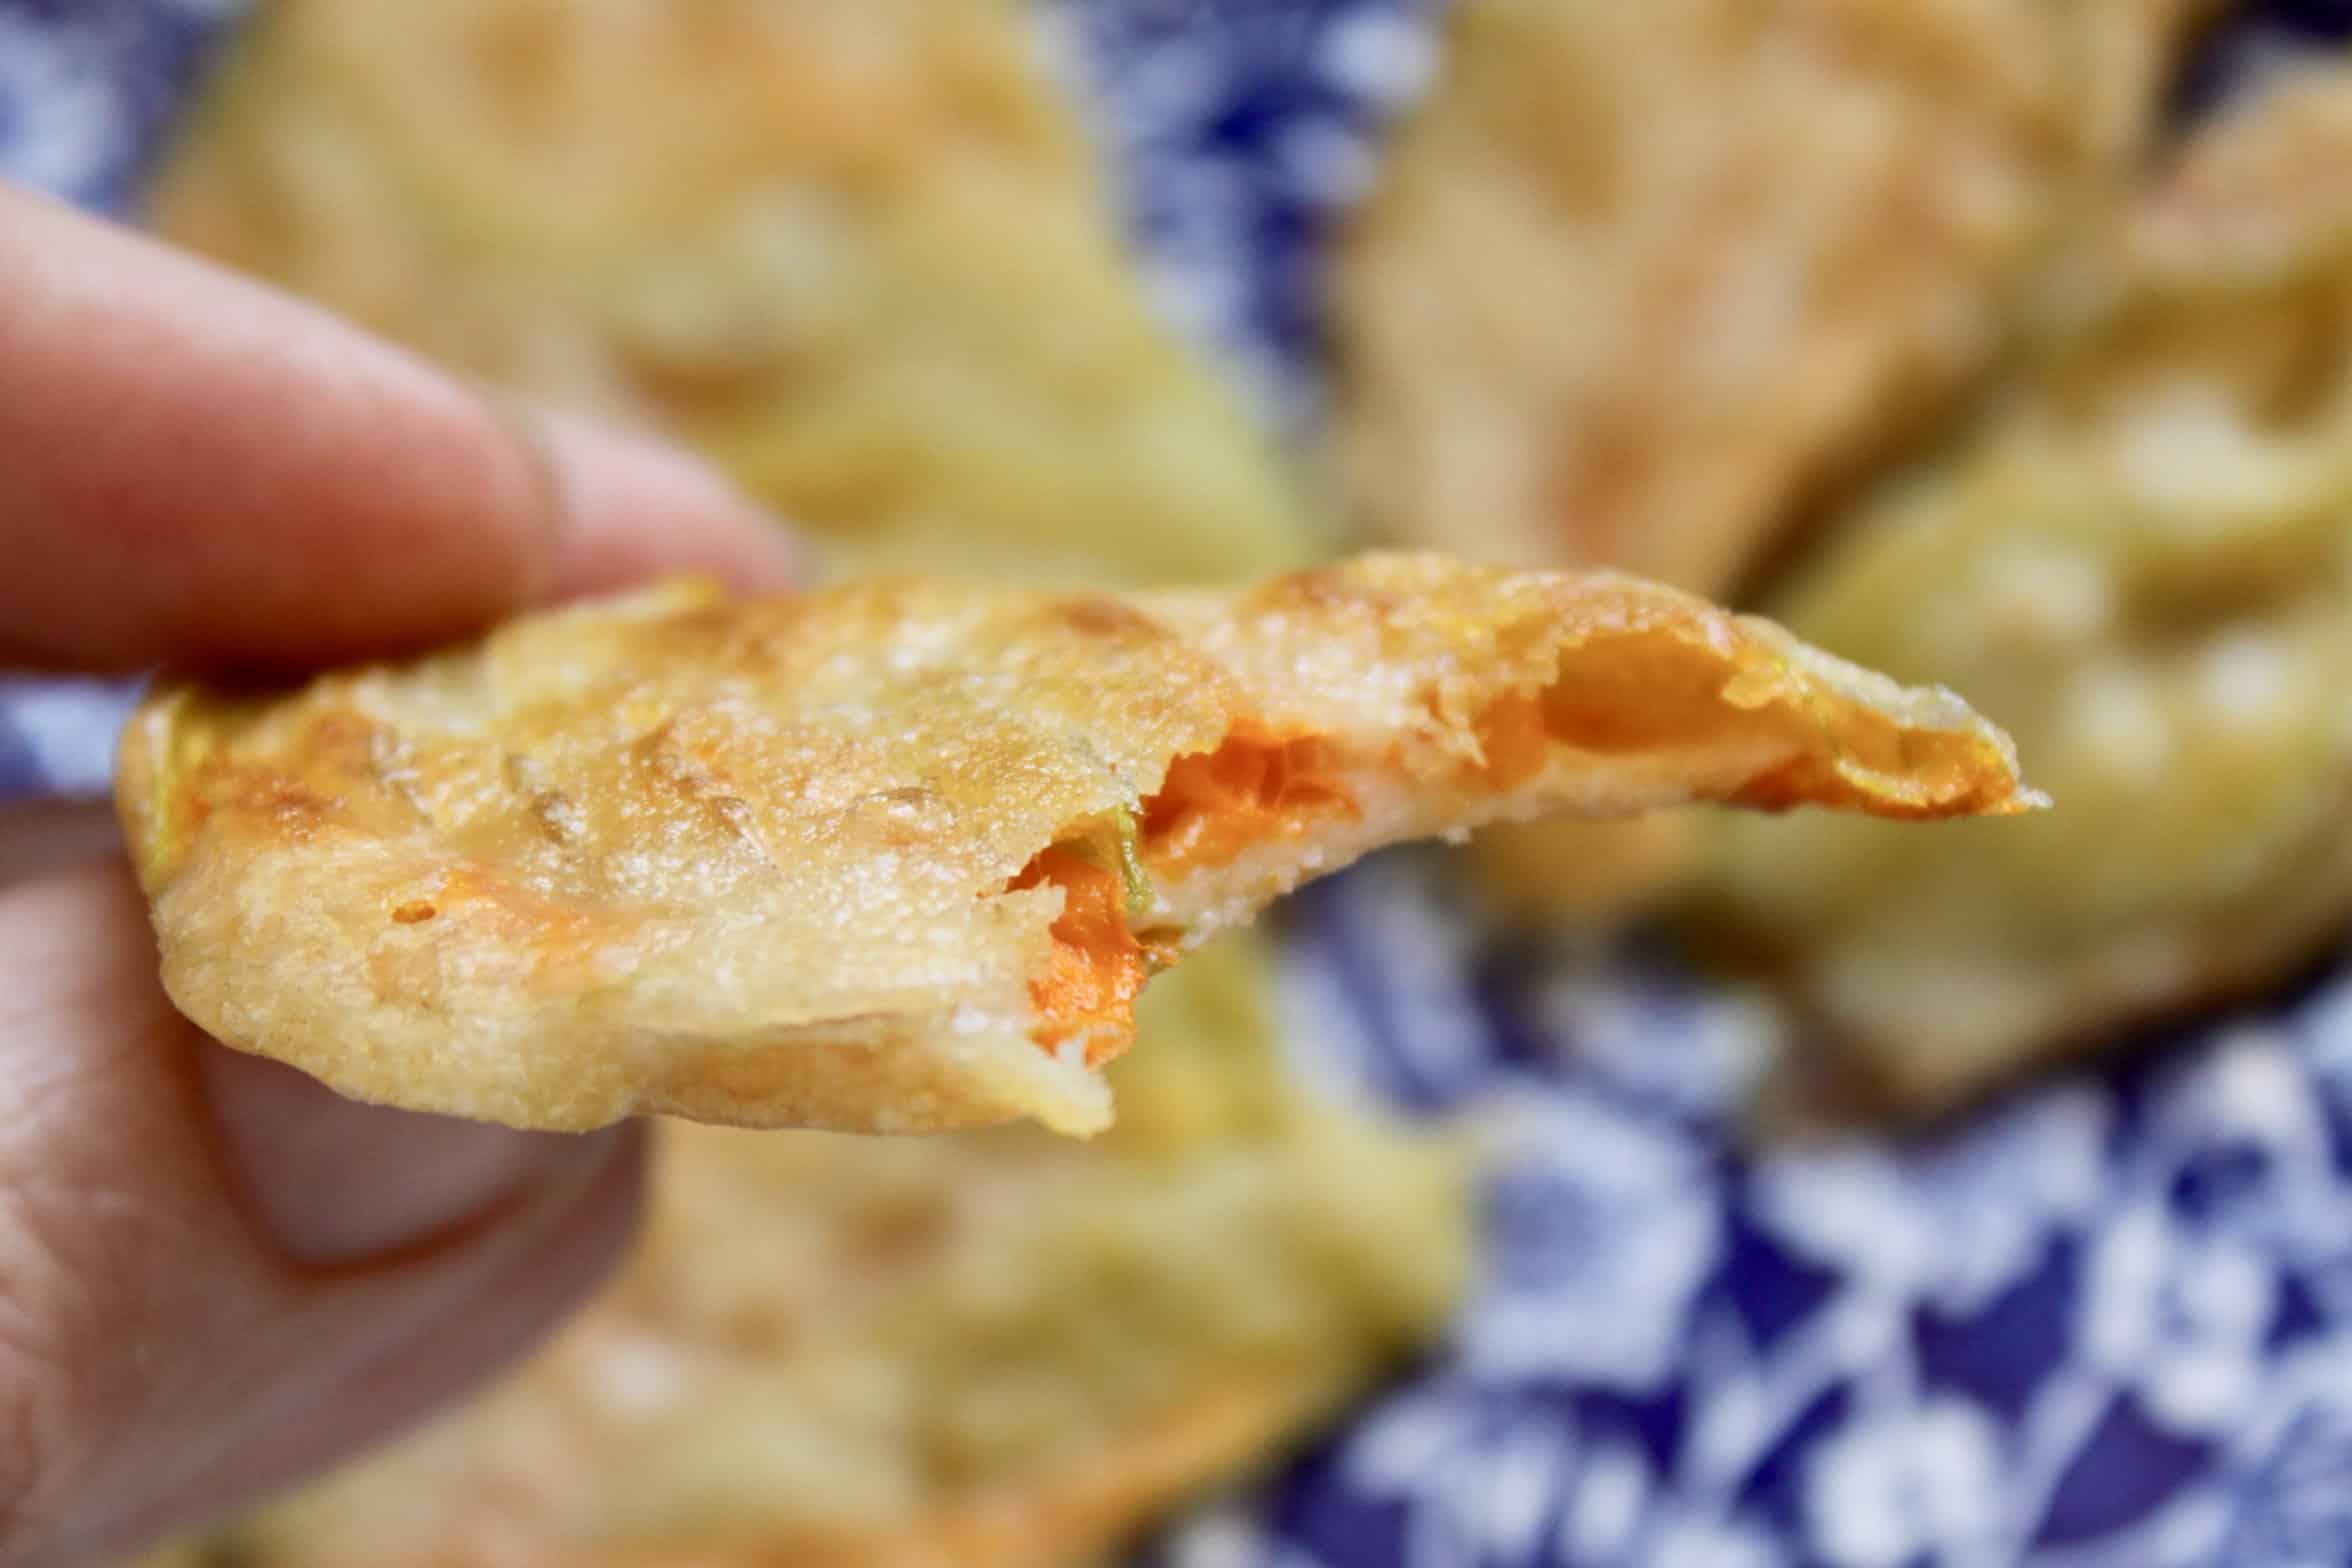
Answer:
[145,0,1318,586]
[162,938,1475,1568]
[117,553,2037,1137]
[1693,67,2352,1117]
[1331,0,2212,594]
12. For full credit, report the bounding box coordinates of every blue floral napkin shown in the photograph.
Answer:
[8,4,2352,1564]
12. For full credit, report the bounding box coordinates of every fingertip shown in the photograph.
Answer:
[0,866,653,1564]
[0,190,552,671]
[199,1044,624,1269]
[0,193,804,675]
[187,1114,650,1520]
[518,407,810,603]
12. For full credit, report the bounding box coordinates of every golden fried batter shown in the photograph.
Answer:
[146,0,1318,586]
[1693,66,2352,1116]
[157,936,1475,1568]
[117,553,2037,1138]
[1332,0,2212,594]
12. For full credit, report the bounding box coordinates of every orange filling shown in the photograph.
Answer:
[1473,692,1550,789]
[1011,706,1582,1056]
[1011,845,1148,1065]
[1139,726,1357,872]
[1010,726,1360,1061]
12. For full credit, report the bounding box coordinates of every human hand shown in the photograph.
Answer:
[0,180,803,1568]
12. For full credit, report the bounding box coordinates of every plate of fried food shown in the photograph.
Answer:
[10,1,2352,1564]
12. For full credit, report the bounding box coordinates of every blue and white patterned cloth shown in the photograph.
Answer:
[8,5,2352,1565]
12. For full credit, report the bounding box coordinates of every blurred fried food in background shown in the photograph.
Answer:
[1459,813,1704,926]
[1331,0,2213,594]
[147,0,1320,585]
[1331,0,2215,927]
[173,938,1473,1568]
[1689,62,2352,1119]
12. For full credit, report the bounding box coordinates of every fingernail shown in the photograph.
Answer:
[513,404,808,600]
[201,1045,615,1267]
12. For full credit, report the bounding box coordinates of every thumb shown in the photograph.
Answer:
[0,864,645,1568]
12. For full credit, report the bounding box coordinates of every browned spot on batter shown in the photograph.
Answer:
[1054,597,1166,641]
[1253,566,1402,617]
[423,865,625,990]
[229,773,334,826]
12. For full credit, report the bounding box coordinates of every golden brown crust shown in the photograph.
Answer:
[117,553,2038,1137]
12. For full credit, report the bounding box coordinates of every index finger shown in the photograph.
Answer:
[0,181,801,674]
